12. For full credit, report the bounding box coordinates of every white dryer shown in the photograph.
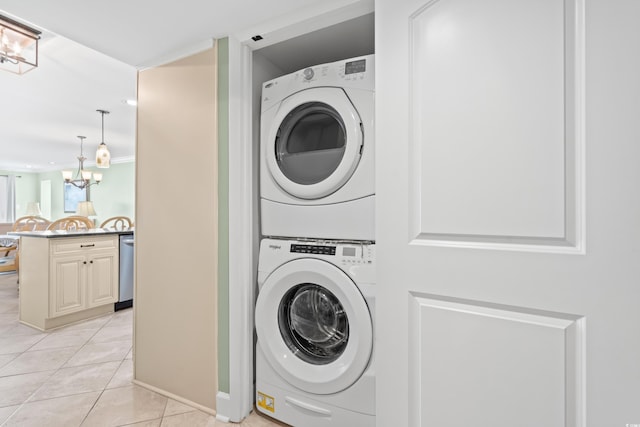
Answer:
[260,55,375,241]
[255,238,375,426]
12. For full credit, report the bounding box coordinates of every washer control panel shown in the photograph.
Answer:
[259,239,375,284]
[288,242,374,266]
[290,244,335,256]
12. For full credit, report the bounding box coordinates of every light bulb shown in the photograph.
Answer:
[96,142,111,168]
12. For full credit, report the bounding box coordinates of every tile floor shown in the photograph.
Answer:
[0,272,284,427]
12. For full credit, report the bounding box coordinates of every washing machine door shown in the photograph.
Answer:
[265,87,363,200]
[255,258,373,395]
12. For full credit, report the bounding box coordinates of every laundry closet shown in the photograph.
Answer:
[248,12,376,427]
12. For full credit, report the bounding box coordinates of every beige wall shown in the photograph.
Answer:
[134,45,218,411]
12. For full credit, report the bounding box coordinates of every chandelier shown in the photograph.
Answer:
[62,136,103,189]
[0,14,40,74]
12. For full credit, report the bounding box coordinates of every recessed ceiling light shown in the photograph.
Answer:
[26,165,33,169]
[49,161,56,165]
[125,99,137,106]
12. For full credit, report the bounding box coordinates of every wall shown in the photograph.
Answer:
[1,163,134,225]
[36,162,135,223]
[89,162,135,223]
[135,45,219,412]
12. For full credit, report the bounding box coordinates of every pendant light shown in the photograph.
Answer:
[95,109,111,168]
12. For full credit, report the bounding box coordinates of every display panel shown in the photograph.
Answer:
[345,59,366,74]
[342,247,356,257]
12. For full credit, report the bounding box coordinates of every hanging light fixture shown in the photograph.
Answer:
[62,136,103,189]
[0,14,40,74]
[95,109,111,168]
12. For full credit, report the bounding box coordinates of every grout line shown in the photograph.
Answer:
[103,357,127,391]
[160,391,170,418]
[0,403,22,427]
[78,388,105,426]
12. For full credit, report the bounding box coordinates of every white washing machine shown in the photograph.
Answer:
[260,55,375,241]
[255,238,375,426]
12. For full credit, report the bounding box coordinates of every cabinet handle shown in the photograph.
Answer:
[83,261,87,265]
[80,244,95,248]
[90,260,93,264]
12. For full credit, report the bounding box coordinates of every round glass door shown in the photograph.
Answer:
[255,258,373,394]
[266,87,363,200]
[279,283,349,365]
[275,102,346,186]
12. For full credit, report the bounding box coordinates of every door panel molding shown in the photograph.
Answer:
[408,0,585,254]
[408,292,586,426]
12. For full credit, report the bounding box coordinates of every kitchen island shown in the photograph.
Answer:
[12,229,133,331]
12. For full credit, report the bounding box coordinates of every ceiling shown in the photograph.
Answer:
[0,0,364,172]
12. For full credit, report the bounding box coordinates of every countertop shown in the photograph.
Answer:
[10,229,134,238]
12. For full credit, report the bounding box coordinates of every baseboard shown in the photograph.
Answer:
[132,379,216,417]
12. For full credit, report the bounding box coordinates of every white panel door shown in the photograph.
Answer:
[376,0,640,426]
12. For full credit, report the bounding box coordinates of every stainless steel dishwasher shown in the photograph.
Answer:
[116,234,134,311]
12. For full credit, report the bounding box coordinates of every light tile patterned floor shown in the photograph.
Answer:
[0,272,285,427]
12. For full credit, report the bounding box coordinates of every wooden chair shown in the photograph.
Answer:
[46,216,94,231]
[0,236,18,273]
[12,215,51,232]
[2,216,51,275]
[1,236,18,257]
[0,256,17,273]
[100,216,134,230]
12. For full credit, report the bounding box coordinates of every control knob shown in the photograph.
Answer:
[303,68,314,80]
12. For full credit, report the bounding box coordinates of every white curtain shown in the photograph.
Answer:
[0,175,16,223]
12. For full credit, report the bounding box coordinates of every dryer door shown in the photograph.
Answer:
[255,258,373,395]
[266,87,363,200]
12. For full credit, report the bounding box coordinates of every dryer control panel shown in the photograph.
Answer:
[261,54,374,112]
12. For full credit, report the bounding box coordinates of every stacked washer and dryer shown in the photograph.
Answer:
[255,54,376,426]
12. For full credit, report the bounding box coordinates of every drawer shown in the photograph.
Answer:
[51,236,118,254]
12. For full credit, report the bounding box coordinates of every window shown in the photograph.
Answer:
[0,175,16,223]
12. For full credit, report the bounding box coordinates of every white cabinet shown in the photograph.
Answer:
[19,234,120,331]
[49,237,118,318]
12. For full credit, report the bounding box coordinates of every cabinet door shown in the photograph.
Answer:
[50,254,85,317]
[87,250,119,308]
